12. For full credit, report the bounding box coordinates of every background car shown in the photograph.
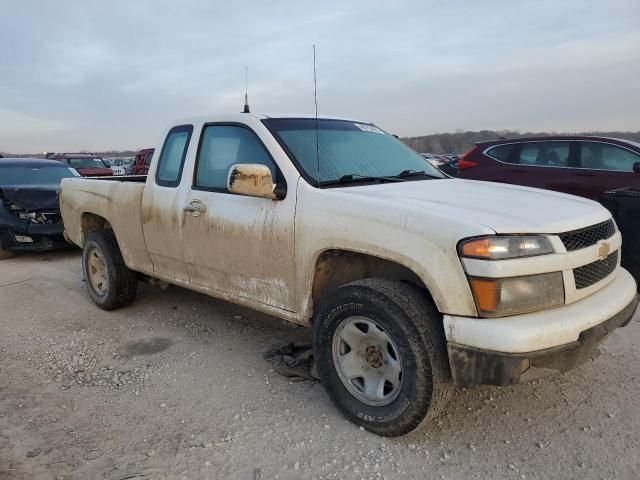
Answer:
[602,187,640,288]
[130,148,154,175]
[457,136,640,202]
[48,153,114,177]
[0,158,77,258]
[420,153,459,176]
[104,157,132,175]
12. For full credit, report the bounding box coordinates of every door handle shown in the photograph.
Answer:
[183,201,206,215]
[575,172,595,177]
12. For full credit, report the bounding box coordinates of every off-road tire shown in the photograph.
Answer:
[82,230,138,310]
[313,278,453,437]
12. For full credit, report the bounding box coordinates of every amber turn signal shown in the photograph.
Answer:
[461,239,492,259]
[469,278,499,313]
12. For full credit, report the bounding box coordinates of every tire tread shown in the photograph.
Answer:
[314,278,453,436]
[84,230,137,310]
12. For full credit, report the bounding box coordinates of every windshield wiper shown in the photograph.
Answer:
[392,169,441,179]
[318,173,405,187]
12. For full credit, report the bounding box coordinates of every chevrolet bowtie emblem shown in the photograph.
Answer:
[597,241,610,260]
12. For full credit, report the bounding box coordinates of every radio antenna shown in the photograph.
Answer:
[243,66,250,113]
[313,44,320,186]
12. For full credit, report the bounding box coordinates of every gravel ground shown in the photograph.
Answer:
[1,250,639,480]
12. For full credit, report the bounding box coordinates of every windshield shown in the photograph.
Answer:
[0,166,78,186]
[67,157,107,168]
[263,118,444,185]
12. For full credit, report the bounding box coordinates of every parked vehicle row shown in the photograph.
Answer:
[58,113,637,436]
[45,152,114,177]
[0,148,155,256]
[104,157,135,176]
[420,153,460,176]
[0,158,77,258]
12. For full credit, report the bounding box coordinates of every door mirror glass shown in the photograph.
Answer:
[227,164,276,199]
[634,162,640,173]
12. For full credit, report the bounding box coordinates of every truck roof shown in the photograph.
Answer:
[172,112,367,125]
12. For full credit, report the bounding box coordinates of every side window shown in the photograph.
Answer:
[517,142,570,167]
[156,125,193,187]
[144,151,153,166]
[486,144,516,163]
[194,125,276,191]
[580,142,640,172]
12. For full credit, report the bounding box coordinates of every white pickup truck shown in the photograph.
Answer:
[60,113,638,436]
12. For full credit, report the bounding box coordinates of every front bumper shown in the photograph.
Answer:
[448,293,638,386]
[0,223,68,252]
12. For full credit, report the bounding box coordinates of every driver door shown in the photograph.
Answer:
[181,123,296,311]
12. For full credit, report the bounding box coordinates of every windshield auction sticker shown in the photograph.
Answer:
[354,123,385,134]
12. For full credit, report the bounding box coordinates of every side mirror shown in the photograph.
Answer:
[227,164,276,199]
[633,162,640,173]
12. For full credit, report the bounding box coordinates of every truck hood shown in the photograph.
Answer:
[340,179,610,234]
[0,184,60,210]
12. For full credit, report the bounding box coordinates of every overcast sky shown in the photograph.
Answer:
[1,0,639,153]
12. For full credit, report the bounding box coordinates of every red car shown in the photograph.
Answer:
[458,136,640,202]
[48,153,114,177]
[129,148,154,175]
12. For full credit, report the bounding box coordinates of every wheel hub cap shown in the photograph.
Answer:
[87,247,108,295]
[332,316,403,406]
[365,345,383,368]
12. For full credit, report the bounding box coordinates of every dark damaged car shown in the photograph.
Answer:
[0,158,78,258]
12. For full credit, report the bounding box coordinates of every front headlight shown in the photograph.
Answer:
[468,272,565,317]
[459,235,553,260]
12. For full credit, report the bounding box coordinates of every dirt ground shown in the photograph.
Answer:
[1,250,639,480]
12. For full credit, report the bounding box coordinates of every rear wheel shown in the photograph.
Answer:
[82,230,138,310]
[313,278,453,436]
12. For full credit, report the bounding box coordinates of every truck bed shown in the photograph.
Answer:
[59,177,153,274]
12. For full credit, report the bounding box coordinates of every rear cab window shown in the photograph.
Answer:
[155,125,193,187]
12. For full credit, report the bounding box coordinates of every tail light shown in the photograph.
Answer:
[458,150,478,170]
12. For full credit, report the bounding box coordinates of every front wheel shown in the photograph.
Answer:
[82,230,138,310]
[313,278,453,436]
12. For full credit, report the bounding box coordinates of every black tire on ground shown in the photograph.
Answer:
[82,229,138,310]
[312,278,453,437]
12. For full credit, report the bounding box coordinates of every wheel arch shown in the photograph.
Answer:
[307,248,442,322]
[80,212,114,245]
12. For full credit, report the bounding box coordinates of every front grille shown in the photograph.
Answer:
[573,250,618,289]
[559,219,616,251]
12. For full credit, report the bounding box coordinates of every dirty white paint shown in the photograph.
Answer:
[60,112,635,354]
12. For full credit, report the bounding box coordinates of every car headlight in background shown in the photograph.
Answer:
[459,235,553,260]
[468,272,565,317]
